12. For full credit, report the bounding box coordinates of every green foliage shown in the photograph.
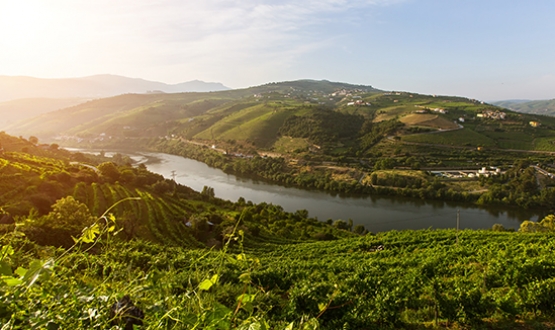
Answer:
[98,161,120,182]
[519,214,555,232]
[278,108,363,144]
[3,197,555,328]
[4,131,555,328]
[22,196,96,247]
[359,119,404,150]
[201,185,216,199]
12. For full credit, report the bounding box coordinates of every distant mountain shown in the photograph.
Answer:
[492,99,555,116]
[0,74,230,102]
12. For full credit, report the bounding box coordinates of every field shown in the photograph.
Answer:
[401,128,497,147]
[374,105,416,122]
[400,113,460,130]
[193,101,305,148]
[273,136,313,153]
[3,226,555,329]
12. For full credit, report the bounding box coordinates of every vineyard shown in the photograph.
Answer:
[2,134,555,329]
[1,226,555,329]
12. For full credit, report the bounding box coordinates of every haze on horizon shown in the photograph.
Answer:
[1,0,554,102]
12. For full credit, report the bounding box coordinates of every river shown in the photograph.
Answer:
[76,149,543,232]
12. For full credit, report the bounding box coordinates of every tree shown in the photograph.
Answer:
[201,186,215,199]
[374,158,395,170]
[539,214,555,231]
[98,162,120,182]
[25,196,96,247]
[491,224,506,232]
[333,219,350,230]
[353,224,367,235]
[28,136,39,145]
[42,196,95,231]
[152,180,171,194]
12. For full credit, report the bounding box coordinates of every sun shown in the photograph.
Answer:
[0,1,50,46]
[0,1,71,73]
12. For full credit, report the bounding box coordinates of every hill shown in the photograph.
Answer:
[4,79,380,142]
[6,79,555,210]
[0,74,230,102]
[0,97,89,130]
[0,132,348,246]
[9,79,555,157]
[493,99,555,116]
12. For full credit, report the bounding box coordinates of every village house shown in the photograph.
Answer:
[477,110,506,120]
[529,121,541,127]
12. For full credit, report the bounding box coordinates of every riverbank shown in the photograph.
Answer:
[66,147,542,232]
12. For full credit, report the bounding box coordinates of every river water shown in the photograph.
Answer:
[76,149,543,232]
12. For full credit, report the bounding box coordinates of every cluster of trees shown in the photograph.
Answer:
[359,119,404,151]
[477,161,555,209]
[278,108,363,144]
[519,214,555,232]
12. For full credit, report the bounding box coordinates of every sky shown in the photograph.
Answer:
[1,0,554,101]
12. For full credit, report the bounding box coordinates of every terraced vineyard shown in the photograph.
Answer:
[2,224,555,329]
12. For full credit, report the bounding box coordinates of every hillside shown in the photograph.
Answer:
[494,99,555,116]
[7,80,555,208]
[0,97,89,130]
[0,132,348,247]
[8,80,555,157]
[4,226,555,329]
[0,74,230,102]
[4,79,380,143]
[2,130,555,328]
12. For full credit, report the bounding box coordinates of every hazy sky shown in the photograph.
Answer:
[1,0,554,101]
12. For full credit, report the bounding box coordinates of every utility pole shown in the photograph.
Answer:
[456,209,460,245]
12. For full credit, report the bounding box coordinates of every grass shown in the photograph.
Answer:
[373,169,428,178]
[374,105,417,122]
[273,136,312,153]
[194,102,306,147]
[533,137,555,152]
[444,180,485,193]
[401,114,460,130]
[402,128,496,147]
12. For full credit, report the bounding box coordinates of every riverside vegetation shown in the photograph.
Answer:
[2,132,555,329]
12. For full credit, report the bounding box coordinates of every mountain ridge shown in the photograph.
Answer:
[0,74,231,102]
[493,99,555,116]
[7,78,555,160]
[3,79,381,139]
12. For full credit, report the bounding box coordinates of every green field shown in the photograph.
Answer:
[4,225,555,329]
[401,128,496,147]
